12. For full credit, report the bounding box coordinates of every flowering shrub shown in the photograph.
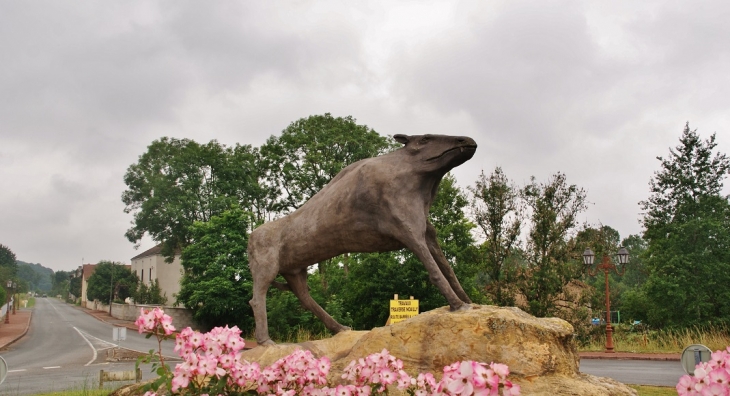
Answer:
[136,308,520,396]
[677,347,730,396]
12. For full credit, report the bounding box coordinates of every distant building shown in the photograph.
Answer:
[130,245,182,304]
[80,263,96,308]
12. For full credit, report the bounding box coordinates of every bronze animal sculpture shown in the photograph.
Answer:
[248,134,477,345]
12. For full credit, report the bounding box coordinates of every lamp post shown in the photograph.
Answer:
[12,281,16,315]
[4,280,12,324]
[583,247,630,353]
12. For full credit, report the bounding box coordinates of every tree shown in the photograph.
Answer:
[640,123,730,327]
[86,261,138,304]
[518,172,588,318]
[469,167,523,306]
[69,275,82,300]
[122,138,265,261]
[259,113,395,213]
[133,279,168,305]
[178,205,255,330]
[0,244,17,280]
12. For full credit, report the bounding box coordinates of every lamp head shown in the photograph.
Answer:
[582,248,595,266]
[617,247,630,265]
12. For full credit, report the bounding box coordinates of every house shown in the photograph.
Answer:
[131,245,183,304]
[80,263,96,308]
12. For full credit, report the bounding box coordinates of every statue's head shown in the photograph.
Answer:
[393,134,477,173]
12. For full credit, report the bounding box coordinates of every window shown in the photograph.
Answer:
[141,269,144,283]
[149,268,152,282]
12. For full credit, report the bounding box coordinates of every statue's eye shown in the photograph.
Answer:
[419,137,429,144]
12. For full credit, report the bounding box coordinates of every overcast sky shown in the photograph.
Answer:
[2,1,729,272]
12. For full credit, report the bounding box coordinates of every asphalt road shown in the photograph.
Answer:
[0,298,177,395]
[580,358,685,387]
[0,298,686,393]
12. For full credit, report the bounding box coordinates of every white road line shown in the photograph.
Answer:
[43,366,61,369]
[74,327,98,366]
[8,369,26,372]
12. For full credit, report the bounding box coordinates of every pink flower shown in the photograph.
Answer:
[502,379,521,396]
[702,382,729,396]
[171,370,190,392]
[445,361,475,395]
[491,362,510,378]
[709,369,730,386]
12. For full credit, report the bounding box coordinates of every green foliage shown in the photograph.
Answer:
[259,113,395,213]
[122,138,267,261]
[469,167,522,306]
[640,123,730,327]
[86,261,138,304]
[69,275,81,300]
[0,244,18,285]
[16,261,53,292]
[0,287,6,307]
[178,205,255,330]
[518,172,588,318]
[134,279,168,305]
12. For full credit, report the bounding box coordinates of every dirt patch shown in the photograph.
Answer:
[105,347,148,362]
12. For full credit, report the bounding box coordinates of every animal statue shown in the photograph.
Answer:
[248,134,477,345]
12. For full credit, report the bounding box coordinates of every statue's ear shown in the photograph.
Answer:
[393,134,410,145]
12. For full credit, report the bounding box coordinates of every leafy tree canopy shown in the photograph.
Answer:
[178,205,254,330]
[259,113,395,213]
[122,138,265,261]
[640,123,730,327]
[86,261,138,304]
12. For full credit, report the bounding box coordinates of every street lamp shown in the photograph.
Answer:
[583,247,630,353]
[12,281,16,315]
[4,280,12,324]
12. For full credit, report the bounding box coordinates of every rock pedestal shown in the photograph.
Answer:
[242,305,637,395]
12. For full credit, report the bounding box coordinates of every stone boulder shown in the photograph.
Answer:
[241,305,637,395]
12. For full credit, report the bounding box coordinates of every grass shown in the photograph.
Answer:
[580,323,730,353]
[629,385,677,395]
[25,297,36,308]
[29,391,109,396]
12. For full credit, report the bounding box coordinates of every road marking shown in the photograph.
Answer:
[43,366,61,369]
[8,369,26,372]
[74,327,100,366]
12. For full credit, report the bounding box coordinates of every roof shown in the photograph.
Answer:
[131,245,163,261]
[82,264,96,280]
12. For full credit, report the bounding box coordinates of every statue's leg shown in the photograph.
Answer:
[397,221,468,311]
[282,271,351,333]
[249,254,278,346]
[426,222,472,304]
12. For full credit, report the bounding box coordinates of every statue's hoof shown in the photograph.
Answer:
[451,303,472,312]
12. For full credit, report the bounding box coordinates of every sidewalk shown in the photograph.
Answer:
[0,309,32,350]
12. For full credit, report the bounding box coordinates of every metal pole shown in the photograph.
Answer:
[4,286,9,324]
[604,258,615,353]
[109,264,113,315]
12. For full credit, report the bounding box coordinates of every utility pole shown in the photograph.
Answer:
[109,263,114,315]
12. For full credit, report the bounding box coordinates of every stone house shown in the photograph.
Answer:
[130,245,183,304]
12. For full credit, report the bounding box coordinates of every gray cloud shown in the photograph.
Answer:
[1,0,729,271]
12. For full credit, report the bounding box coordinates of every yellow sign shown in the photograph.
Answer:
[389,298,419,324]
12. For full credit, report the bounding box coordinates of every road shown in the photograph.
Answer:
[581,358,685,387]
[0,298,177,395]
[0,298,687,393]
